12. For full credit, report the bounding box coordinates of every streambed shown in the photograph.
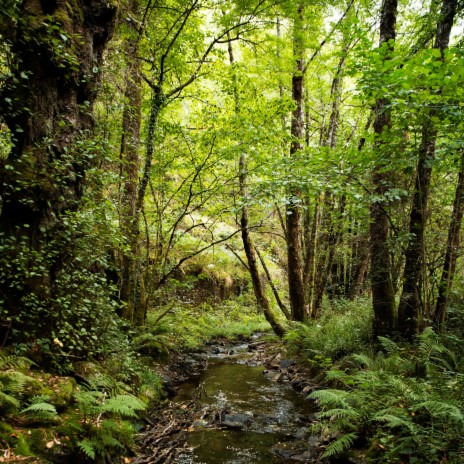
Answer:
[174,344,319,464]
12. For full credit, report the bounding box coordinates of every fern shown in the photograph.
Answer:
[377,336,401,354]
[373,413,416,432]
[0,370,36,413]
[415,400,464,424]
[131,332,170,357]
[100,395,146,418]
[310,389,351,409]
[59,385,146,462]
[78,438,96,460]
[322,432,357,458]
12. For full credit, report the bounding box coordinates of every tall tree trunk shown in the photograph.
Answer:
[0,1,116,343]
[120,0,142,323]
[286,4,306,322]
[434,150,464,328]
[397,0,457,339]
[228,42,286,337]
[310,35,348,315]
[370,0,398,337]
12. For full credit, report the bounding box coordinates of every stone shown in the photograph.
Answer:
[280,359,295,369]
[221,413,253,429]
[271,440,316,461]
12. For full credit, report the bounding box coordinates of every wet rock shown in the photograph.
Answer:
[213,347,227,354]
[294,426,310,439]
[192,419,209,428]
[308,435,322,447]
[221,413,253,429]
[161,377,177,398]
[271,440,317,461]
[280,359,295,369]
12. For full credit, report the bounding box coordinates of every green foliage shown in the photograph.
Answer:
[131,332,171,358]
[21,395,58,423]
[284,298,373,364]
[310,330,464,463]
[148,296,270,350]
[0,353,37,415]
[58,381,146,462]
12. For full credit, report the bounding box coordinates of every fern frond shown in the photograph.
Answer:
[78,438,96,460]
[21,402,57,414]
[0,355,35,370]
[309,389,351,409]
[322,433,358,458]
[378,336,400,354]
[0,390,20,410]
[100,394,146,418]
[350,353,374,368]
[318,408,361,421]
[415,400,464,424]
[373,413,415,432]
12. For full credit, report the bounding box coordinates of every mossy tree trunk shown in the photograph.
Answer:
[286,4,306,322]
[370,0,398,338]
[0,0,117,342]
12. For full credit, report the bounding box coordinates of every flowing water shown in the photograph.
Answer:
[175,347,317,464]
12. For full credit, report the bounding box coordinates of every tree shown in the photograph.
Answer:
[397,0,458,339]
[0,1,117,347]
[369,0,398,337]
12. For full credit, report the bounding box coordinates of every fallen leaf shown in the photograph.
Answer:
[46,441,55,449]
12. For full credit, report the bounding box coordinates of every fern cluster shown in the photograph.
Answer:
[58,379,146,462]
[0,354,36,414]
[310,329,464,463]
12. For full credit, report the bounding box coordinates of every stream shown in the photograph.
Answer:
[173,343,319,464]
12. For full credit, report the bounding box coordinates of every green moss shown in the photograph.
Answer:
[0,423,32,457]
[48,377,76,410]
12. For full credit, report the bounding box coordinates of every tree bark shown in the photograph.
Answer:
[0,1,116,342]
[434,150,464,328]
[397,0,457,339]
[286,4,306,322]
[370,0,397,337]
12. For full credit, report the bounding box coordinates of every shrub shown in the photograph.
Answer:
[284,298,373,365]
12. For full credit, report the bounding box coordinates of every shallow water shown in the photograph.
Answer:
[176,354,316,464]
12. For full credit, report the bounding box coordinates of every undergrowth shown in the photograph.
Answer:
[290,300,464,463]
[284,298,373,367]
[147,295,271,349]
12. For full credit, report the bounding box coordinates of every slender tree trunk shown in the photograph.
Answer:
[120,1,142,323]
[303,199,320,313]
[370,0,398,337]
[228,42,286,337]
[286,4,306,322]
[0,1,116,343]
[397,0,457,339]
[434,150,464,328]
[310,38,347,315]
[349,236,370,300]
[255,246,291,320]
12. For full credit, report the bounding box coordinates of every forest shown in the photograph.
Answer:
[1,0,464,462]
